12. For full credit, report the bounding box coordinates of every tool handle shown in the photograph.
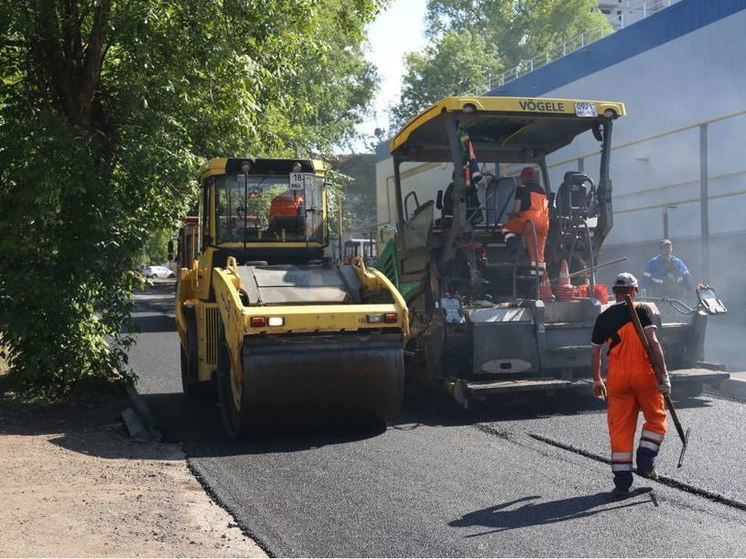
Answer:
[624,295,687,444]
[623,295,664,384]
[568,256,627,279]
[664,394,687,442]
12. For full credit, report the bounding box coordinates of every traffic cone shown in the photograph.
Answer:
[558,259,571,286]
[554,259,579,301]
[539,270,555,302]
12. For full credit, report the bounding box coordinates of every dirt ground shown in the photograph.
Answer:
[0,394,267,558]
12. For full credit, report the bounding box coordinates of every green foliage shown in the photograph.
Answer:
[392,0,612,129]
[0,0,383,396]
[391,30,502,130]
[140,228,173,266]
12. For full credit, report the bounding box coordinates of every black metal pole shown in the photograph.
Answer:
[595,121,614,254]
[700,124,709,281]
[241,160,252,249]
[243,171,248,249]
[442,116,468,264]
[393,158,405,227]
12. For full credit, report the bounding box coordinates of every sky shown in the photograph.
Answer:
[356,0,428,150]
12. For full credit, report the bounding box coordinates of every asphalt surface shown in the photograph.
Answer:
[129,282,746,557]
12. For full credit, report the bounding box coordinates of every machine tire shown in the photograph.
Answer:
[180,346,192,394]
[216,335,248,438]
[181,306,201,398]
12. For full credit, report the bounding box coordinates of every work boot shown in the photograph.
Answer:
[636,446,659,480]
[637,467,659,480]
[504,234,519,255]
[611,485,631,499]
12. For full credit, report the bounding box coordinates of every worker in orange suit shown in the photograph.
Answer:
[269,190,303,217]
[590,272,671,497]
[502,166,549,275]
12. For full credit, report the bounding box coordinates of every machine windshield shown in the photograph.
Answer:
[214,173,323,243]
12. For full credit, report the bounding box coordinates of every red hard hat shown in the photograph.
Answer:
[520,167,537,180]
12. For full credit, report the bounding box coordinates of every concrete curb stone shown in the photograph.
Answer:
[121,407,149,441]
[123,385,162,442]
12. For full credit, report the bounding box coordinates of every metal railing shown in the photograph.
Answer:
[486,27,612,91]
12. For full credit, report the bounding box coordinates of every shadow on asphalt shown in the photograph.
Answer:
[141,383,716,459]
[449,488,653,535]
[125,315,176,334]
[142,391,387,457]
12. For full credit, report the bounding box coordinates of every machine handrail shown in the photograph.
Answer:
[638,295,695,315]
[583,218,596,293]
[403,191,420,220]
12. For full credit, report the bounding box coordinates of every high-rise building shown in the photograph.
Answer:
[595,0,680,30]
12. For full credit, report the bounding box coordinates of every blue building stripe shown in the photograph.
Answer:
[487,0,746,97]
[375,0,746,162]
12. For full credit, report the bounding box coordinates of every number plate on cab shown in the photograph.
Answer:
[575,102,598,117]
[289,172,313,191]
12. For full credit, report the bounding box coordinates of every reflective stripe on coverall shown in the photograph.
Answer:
[502,190,549,266]
[606,314,667,487]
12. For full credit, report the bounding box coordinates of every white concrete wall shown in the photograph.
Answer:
[544,9,746,249]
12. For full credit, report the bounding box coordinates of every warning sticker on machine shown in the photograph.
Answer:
[575,102,598,117]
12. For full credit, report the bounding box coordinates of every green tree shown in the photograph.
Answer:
[392,0,611,128]
[0,0,383,396]
[391,30,502,130]
[139,228,172,267]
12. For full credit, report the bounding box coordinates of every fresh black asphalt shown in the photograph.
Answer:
[128,283,746,557]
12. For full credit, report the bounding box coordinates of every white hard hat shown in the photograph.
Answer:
[613,272,638,289]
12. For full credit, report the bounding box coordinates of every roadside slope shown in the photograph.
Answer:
[0,397,267,558]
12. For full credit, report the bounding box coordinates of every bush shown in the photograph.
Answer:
[0,0,380,397]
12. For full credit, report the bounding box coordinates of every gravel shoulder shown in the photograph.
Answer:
[0,393,267,558]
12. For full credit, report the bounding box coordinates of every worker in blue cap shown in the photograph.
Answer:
[640,239,695,299]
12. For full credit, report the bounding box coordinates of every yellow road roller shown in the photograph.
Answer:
[175,158,408,436]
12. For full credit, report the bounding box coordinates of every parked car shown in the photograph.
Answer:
[141,265,175,279]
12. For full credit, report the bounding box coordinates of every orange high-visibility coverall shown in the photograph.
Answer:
[591,302,667,488]
[502,181,549,267]
[269,192,303,217]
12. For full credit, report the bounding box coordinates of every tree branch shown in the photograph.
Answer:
[33,0,79,122]
[78,0,112,127]
[63,0,83,74]
[1,39,28,48]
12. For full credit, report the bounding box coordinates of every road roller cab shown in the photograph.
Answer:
[175,158,408,436]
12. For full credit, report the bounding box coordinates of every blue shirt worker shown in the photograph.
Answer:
[640,239,695,298]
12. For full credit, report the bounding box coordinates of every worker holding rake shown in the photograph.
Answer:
[590,273,671,497]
